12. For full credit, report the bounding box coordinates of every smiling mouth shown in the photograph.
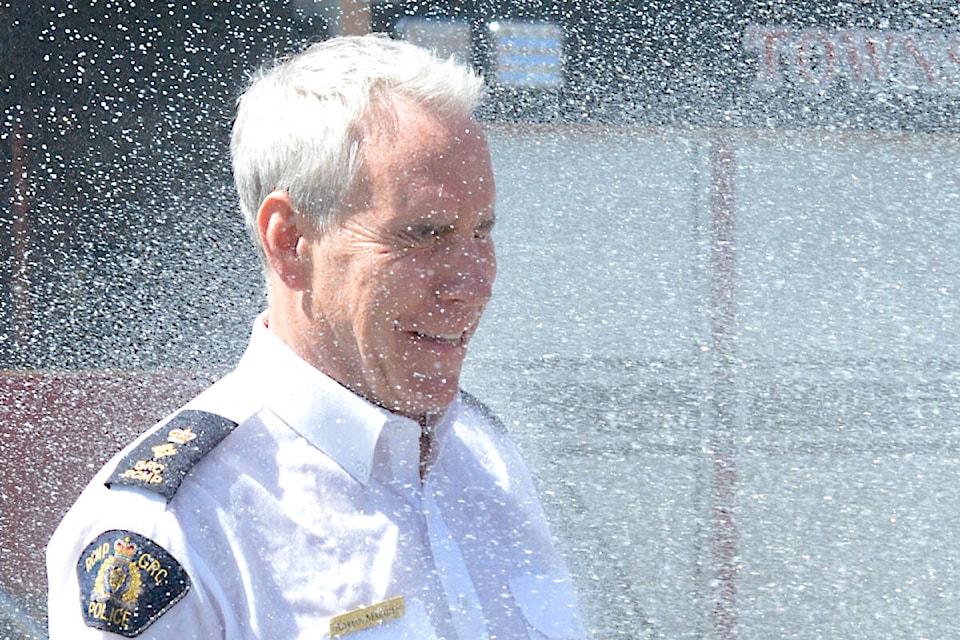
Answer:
[412,331,468,347]
[413,331,467,347]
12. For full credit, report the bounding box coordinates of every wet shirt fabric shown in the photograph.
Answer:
[46,317,586,639]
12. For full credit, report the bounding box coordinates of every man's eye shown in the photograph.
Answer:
[474,217,497,239]
[402,224,448,246]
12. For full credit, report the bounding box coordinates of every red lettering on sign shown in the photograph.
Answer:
[744,25,960,95]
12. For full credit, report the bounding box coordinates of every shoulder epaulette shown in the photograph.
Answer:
[460,390,508,435]
[105,410,238,502]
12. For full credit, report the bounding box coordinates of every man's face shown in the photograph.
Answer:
[300,99,496,418]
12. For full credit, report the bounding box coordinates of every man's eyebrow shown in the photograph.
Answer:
[407,217,453,229]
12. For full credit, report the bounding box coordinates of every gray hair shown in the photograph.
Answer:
[230,34,485,251]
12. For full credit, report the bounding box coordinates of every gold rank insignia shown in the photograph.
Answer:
[105,410,238,502]
[329,596,406,637]
[77,530,190,637]
[167,426,198,445]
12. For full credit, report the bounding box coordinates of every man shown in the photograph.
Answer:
[47,35,585,639]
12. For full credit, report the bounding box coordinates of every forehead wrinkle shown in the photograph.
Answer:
[351,98,493,224]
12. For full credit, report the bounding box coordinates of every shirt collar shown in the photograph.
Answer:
[235,314,400,485]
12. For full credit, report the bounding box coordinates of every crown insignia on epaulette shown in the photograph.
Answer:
[167,427,198,445]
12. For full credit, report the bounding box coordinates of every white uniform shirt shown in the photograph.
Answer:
[47,319,585,639]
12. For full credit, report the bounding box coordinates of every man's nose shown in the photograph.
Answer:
[437,242,496,304]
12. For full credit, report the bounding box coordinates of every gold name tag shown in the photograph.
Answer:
[329,596,406,637]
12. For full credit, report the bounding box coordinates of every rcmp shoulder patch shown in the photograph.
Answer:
[77,529,190,637]
[106,410,238,501]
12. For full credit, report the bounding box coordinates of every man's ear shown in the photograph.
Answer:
[257,190,311,290]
